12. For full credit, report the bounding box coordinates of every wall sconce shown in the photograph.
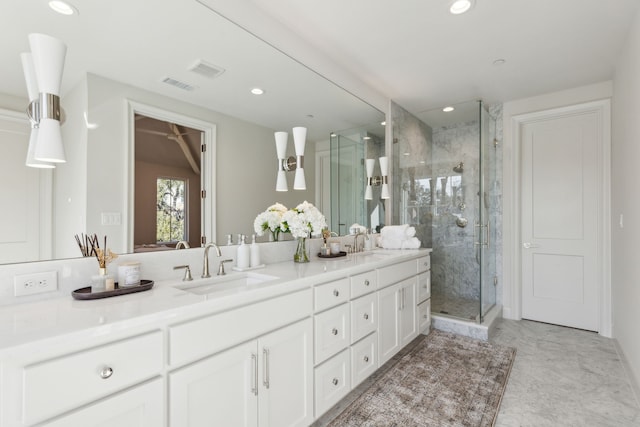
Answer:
[22,33,67,167]
[275,126,306,191]
[364,156,390,200]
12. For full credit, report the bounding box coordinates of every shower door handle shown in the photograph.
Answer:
[522,242,540,249]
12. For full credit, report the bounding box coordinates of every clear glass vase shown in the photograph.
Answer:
[270,228,281,242]
[293,237,309,263]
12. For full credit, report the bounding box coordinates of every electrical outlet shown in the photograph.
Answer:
[14,271,58,296]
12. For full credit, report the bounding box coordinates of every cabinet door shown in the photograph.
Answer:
[378,282,400,365]
[45,379,163,427]
[399,279,417,347]
[169,341,258,427]
[258,318,313,427]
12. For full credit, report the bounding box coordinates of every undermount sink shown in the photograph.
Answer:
[174,272,280,296]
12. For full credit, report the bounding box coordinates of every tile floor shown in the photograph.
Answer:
[315,319,640,426]
[492,319,640,426]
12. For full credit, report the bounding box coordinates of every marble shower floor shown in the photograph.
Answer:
[492,319,640,426]
[431,292,480,321]
[314,319,640,426]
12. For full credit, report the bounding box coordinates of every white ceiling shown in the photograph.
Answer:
[208,0,640,116]
[3,0,639,133]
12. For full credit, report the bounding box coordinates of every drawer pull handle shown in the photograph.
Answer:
[332,378,339,386]
[363,313,369,320]
[363,356,369,363]
[332,328,339,336]
[99,367,113,379]
[333,289,339,297]
[364,279,370,286]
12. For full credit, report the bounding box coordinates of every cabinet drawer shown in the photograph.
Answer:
[350,270,377,298]
[351,332,377,387]
[314,278,350,312]
[417,255,431,273]
[170,289,311,367]
[314,349,351,418]
[314,303,350,364]
[350,293,377,344]
[378,259,417,288]
[417,271,431,303]
[22,331,162,425]
[418,299,431,333]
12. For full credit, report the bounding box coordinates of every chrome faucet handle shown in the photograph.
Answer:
[173,265,193,281]
[218,259,233,276]
[344,244,353,254]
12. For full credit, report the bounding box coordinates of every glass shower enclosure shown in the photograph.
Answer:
[391,100,498,323]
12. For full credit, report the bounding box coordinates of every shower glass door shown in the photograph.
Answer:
[479,103,497,321]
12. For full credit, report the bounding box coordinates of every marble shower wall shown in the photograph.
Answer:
[390,101,504,313]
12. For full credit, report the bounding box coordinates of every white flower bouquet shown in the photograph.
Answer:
[253,203,288,240]
[281,201,327,239]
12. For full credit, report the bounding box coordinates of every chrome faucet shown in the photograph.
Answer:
[352,230,364,253]
[202,242,222,278]
[175,240,190,249]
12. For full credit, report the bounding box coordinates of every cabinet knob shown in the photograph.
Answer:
[363,313,369,320]
[332,328,339,336]
[333,289,339,297]
[364,279,370,286]
[423,314,429,319]
[424,261,428,267]
[332,378,339,386]
[363,356,369,363]
[99,366,113,379]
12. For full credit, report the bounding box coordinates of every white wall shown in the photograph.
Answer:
[612,6,640,395]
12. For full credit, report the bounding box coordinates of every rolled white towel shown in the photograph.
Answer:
[402,237,421,249]
[380,238,404,249]
[381,225,409,240]
[405,226,416,238]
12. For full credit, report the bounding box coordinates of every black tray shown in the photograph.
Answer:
[72,280,154,300]
[317,251,347,258]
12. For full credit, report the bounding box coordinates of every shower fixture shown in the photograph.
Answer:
[453,162,464,173]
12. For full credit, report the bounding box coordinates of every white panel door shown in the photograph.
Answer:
[0,113,51,263]
[521,110,600,331]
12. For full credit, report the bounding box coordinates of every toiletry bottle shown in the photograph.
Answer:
[364,228,373,251]
[226,234,233,245]
[250,234,261,267]
[237,235,250,269]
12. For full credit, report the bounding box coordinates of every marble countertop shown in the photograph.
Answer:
[0,249,431,353]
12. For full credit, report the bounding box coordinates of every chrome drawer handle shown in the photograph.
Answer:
[332,378,339,386]
[364,279,370,286]
[333,289,339,297]
[99,366,113,379]
[363,356,369,363]
[332,328,338,335]
[363,313,369,320]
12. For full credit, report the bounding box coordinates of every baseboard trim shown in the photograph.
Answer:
[613,338,640,409]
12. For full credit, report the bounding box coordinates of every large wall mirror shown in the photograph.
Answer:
[0,0,384,265]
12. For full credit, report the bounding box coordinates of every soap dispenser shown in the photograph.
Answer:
[237,235,250,269]
[250,234,261,267]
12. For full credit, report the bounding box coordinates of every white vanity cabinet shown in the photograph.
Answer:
[0,330,164,427]
[417,255,432,333]
[169,318,313,427]
[377,259,421,366]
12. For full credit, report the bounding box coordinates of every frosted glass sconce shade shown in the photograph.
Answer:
[365,158,375,200]
[292,127,306,190]
[274,127,307,191]
[379,156,390,199]
[22,33,67,165]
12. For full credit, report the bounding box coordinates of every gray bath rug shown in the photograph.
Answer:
[328,330,516,427]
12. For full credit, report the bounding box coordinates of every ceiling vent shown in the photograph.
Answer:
[161,77,196,91]
[188,59,225,79]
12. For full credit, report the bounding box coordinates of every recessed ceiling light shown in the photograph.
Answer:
[443,106,455,112]
[493,58,506,66]
[251,88,264,95]
[49,0,78,15]
[381,121,386,126]
[419,160,426,164]
[330,133,337,137]
[449,0,474,15]
[363,136,371,140]
[403,152,410,156]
